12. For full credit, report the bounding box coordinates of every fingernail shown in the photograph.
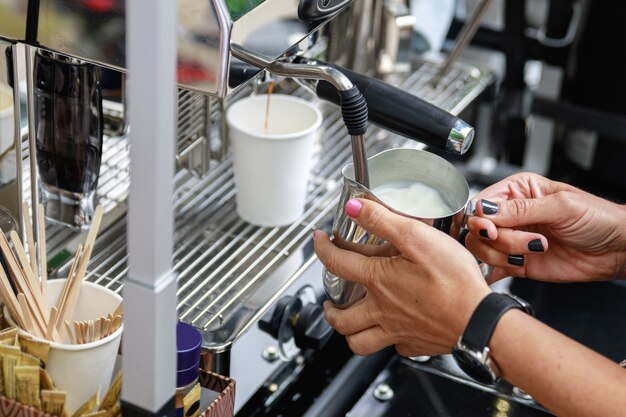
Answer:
[508,255,524,266]
[528,239,545,252]
[313,230,323,241]
[479,229,490,240]
[480,199,499,215]
[345,199,363,218]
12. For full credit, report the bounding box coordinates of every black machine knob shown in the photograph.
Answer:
[258,296,298,340]
[294,303,334,350]
[258,289,334,355]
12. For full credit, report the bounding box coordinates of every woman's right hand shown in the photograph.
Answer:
[465,173,626,283]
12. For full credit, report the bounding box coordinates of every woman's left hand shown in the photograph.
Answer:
[315,198,491,357]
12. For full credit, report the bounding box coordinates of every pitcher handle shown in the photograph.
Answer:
[459,200,495,280]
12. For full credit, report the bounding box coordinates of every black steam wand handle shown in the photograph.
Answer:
[316,64,475,155]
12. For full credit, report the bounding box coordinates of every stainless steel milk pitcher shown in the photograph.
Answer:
[323,148,472,308]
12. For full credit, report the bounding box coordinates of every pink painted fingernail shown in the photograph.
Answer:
[345,199,363,218]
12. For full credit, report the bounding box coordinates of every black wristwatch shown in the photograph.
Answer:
[451,293,533,385]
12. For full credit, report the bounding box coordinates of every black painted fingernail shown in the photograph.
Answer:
[479,229,490,240]
[508,255,524,266]
[480,199,499,215]
[528,239,544,252]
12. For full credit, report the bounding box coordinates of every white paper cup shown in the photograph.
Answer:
[4,279,123,414]
[226,94,322,227]
[0,83,15,155]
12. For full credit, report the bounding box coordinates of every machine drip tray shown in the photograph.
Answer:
[511,279,626,363]
[342,278,626,417]
[347,356,553,417]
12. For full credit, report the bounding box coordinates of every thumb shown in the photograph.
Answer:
[476,194,563,228]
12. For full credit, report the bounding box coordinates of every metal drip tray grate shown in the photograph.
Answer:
[51,58,493,351]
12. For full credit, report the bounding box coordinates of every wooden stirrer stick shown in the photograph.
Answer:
[81,321,88,343]
[74,321,83,344]
[94,319,101,341]
[64,320,75,344]
[0,264,25,329]
[56,245,91,335]
[101,318,111,338]
[109,315,122,336]
[46,306,58,341]
[0,232,47,334]
[55,245,83,339]
[88,320,94,343]
[83,205,103,265]
[56,207,103,339]
[10,232,46,314]
[17,293,38,337]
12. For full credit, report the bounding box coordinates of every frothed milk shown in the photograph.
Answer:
[372,181,453,218]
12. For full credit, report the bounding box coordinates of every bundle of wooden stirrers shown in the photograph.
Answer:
[0,203,120,343]
[65,307,122,345]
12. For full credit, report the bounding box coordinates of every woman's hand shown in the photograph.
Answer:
[465,173,626,283]
[314,199,491,357]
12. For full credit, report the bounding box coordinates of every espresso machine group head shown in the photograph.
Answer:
[0,0,356,97]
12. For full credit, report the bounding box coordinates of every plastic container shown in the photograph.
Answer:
[34,52,103,230]
[176,322,202,416]
[226,94,322,227]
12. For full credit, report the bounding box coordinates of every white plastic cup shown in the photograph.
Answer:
[0,83,15,155]
[226,94,323,227]
[5,280,123,414]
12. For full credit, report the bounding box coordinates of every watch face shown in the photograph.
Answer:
[452,348,497,385]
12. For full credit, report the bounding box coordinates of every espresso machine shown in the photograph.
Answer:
[0,1,506,416]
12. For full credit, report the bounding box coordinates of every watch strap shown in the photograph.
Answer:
[462,293,524,350]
